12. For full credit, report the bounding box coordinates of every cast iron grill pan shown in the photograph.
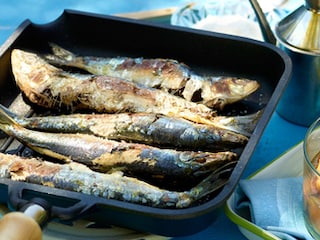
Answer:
[0,10,291,236]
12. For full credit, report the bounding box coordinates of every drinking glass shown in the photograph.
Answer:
[303,117,320,239]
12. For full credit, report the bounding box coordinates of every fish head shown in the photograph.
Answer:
[11,49,59,107]
[203,77,260,109]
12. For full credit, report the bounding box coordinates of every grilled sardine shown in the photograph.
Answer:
[0,105,237,188]
[0,152,233,208]
[0,104,247,151]
[11,49,261,136]
[11,49,217,125]
[45,43,260,109]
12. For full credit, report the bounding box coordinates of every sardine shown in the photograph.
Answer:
[0,104,248,151]
[0,105,237,189]
[45,43,260,109]
[11,49,217,124]
[11,49,261,136]
[0,152,234,208]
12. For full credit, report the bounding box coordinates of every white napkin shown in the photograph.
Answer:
[235,177,314,240]
[192,15,264,41]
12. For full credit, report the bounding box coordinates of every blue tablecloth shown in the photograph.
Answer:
[0,1,307,239]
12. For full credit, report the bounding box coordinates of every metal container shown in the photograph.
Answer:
[0,10,291,236]
[276,0,320,126]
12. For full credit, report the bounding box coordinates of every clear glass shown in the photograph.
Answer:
[303,117,320,239]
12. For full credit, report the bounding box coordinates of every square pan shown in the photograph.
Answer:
[0,9,291,236]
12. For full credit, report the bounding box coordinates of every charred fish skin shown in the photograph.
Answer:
[0,152,230,208]
[0,104,248,151]
[45,44,259,109]
[11,49,218,126]
[0,105,237,187]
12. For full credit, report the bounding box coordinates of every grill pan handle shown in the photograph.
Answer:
[7,182,95,220]
[1,181,96,238]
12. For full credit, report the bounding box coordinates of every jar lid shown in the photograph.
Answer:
[275,4,320,54]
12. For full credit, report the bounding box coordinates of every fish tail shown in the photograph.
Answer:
[175,161,236,208]
[211,110,263,137]
[49,43,76,59]
[44,43,78,67]
[192,161,236,198]
[0,104,18,119]
[0,104,19,128]
[0,104,29,129]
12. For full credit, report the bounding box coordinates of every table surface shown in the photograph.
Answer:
[0,0,308,239]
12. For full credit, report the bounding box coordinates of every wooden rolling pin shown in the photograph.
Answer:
[0,203,47,240]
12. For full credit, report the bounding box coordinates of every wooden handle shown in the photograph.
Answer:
[0,212,42,240]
